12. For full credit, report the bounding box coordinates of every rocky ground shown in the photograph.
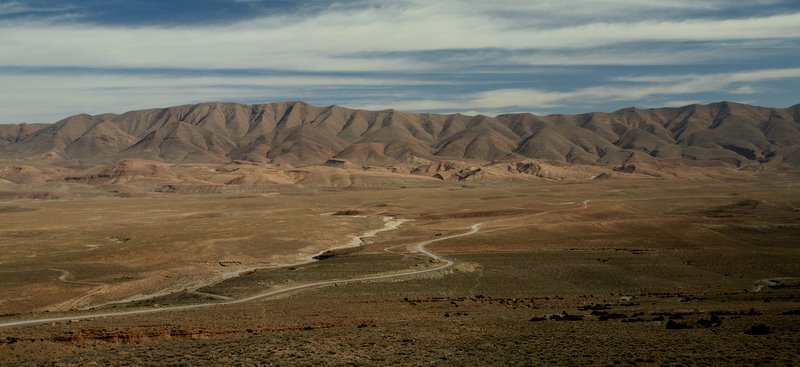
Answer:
[1,173,799,365]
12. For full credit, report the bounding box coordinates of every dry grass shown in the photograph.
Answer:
[1,172,799,365]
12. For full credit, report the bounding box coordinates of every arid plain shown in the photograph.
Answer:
[1,101,800,365]
[1,167,799,365]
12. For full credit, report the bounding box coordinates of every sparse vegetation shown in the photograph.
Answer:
[666,320,691,330]
[744,324,772,335]
[1,171,799,365]
[550,312,584,321]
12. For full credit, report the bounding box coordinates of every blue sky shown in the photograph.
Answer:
[1,0,799,123]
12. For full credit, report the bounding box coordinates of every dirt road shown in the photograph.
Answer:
[0,220,475,328]
[0,201,589,328]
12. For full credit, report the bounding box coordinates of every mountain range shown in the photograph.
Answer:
[1,101,799,169]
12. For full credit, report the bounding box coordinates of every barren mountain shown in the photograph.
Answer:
[1,101,798,168]
[0,123,47,150]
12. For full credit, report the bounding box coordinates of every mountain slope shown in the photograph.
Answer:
[1,101,798,168]
[0,123,48,150]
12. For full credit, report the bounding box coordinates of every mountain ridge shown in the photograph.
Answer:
[1,101,799,168]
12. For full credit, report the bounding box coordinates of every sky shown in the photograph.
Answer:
[0,0,799,123]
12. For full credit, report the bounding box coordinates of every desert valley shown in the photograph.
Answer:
[0,101,798,365]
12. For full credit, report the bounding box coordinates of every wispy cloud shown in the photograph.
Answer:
[0,71,450,122]
[0,1,81,17]
[356,68,800,113]
[2,4,799,71]
[616,68,800,85]
[0,0,798,122]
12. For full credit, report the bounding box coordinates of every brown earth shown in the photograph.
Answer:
[0,170,799,365]
[1,101,799,170]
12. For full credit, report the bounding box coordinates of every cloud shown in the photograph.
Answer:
[0,2,28,15]
[473,68,800,108]
[2,66,798,122]
[0,71,447,122]
[0,1,798,121]
[354,67,800,113]
[616,68,800,84]
[1,2,798,71]
[0,1,81,17]
[662,99,708,108]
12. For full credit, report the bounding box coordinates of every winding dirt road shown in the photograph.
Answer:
[0,201,589,329]
[48,269,111,311]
